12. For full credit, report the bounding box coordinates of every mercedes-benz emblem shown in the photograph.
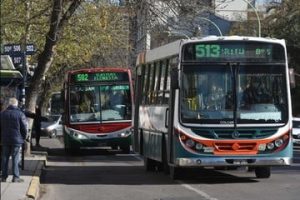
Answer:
[232,131,240,138]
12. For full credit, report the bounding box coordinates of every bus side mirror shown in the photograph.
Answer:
[171,68,179,89]
[289,68,296,89]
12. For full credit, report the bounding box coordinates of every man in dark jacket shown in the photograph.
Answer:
[25,105,47,147]
[1,97,28,182]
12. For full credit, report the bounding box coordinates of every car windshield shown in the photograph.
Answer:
[69,84,131,123]
[180,64,288,124]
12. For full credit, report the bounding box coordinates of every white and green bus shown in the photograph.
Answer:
[0,55,23,109]
[133,36,293,179]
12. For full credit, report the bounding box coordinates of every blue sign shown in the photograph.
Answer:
[4,44,35,54]
[3,44,36,66]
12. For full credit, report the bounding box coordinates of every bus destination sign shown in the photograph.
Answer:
[72,72,128,82]
[183,41,285,62]
[195,44,271,58]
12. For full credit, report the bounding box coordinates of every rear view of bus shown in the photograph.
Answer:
[63,67,133,154]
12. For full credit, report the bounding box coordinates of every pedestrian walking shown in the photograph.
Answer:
[1,97,28,182]
[33,106,42,147]
[25,105,48,147]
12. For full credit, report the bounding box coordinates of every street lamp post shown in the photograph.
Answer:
[242,0,261,37]
[199,17,223,36]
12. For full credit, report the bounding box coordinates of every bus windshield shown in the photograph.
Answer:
[69,84,131,122]
[180,64,288,124]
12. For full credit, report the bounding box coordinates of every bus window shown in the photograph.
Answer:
[69,86,99,122]
[152,62,161,104]
[101,84,132,121]
[148,63,156,104]
[162,60,170,104]
[157,61,166,104]
[142,64,150,105]
[238,66,287,122]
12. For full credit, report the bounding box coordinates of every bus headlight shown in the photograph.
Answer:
[119,130,131,138]
[274,138,284,147]
[195,143,203,150]
[70,131,88,140]
[267,142,275,150]
[178,132,212,154]
[185,139,195,148]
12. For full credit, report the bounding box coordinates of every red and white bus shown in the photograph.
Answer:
[63,67,133,153]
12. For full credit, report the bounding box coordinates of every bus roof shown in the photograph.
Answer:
[67,67,130,74]
[136,36,286,66]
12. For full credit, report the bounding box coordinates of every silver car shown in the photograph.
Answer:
[41,115,63,138]
[292,117,300,145]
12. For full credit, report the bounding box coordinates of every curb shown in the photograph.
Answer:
[26,176,40,199]
[25,156,47,200]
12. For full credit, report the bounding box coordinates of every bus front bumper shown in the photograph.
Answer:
[175,156,292,167]
[64,131,132,149]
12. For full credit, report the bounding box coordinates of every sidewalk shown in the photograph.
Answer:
[1,148,47,200]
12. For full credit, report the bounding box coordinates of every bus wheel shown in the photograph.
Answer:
[144,157,156,171]
[162,160,170,175]
[121,145,130,154]
[170,166,182,180]
[255,167,271,178]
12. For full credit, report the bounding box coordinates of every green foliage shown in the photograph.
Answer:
[262,0,300,115]
[1,0,50,48]
[1,0,130,100]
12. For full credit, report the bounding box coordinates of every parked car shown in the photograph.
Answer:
[292,117,300,145]
[41,115,63,138]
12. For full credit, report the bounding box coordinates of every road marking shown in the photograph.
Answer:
[177,180,219,200]
[132,154,143,161]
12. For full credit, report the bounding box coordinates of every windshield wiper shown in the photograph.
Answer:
[230,62,240,130]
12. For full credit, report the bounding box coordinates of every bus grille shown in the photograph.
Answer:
[191,128,277,139]
[214,142,256,151]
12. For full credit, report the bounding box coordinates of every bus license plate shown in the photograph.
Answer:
[233,159,248,165]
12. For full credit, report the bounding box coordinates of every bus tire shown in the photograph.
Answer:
[144,157,156,171]
[255,167,271,178]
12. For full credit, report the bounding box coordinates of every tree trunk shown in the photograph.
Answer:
[25,0,83,154]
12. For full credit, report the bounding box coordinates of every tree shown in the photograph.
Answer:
[262,0,300,115]
[37,2,131,111]
[1,0,131,112]
[26,0,83,114]
[1,0,131,154]
[125,0,213,66]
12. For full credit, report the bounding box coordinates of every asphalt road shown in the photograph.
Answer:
[38,137,300,200]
